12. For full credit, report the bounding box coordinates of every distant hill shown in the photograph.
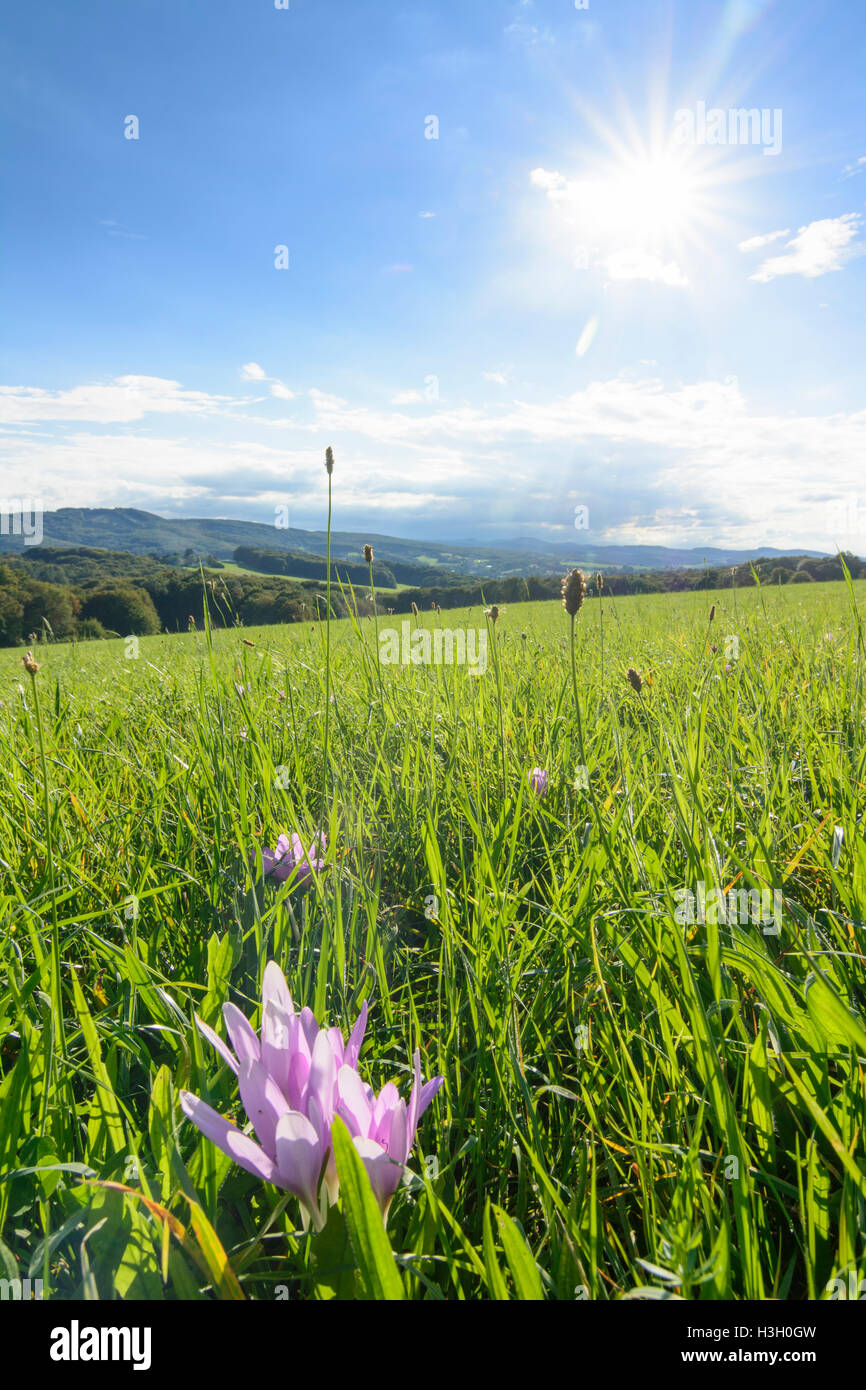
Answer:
[0,506,832,578]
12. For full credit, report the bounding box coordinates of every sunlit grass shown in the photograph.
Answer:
[0,579,864,1299]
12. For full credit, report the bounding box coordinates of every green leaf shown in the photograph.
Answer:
[805,972,866,1052]
[482,1201,510,1300]
[312,1203,357,1301]
[493,1207,545,1300]
[330,1117,405,1301]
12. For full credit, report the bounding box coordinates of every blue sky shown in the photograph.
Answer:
[1,0,865,552]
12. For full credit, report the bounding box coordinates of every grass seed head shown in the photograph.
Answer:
[364,544,374,563]
[626,667,643,694]
[562,569,586,617]
[325,446,335,475]
[22,649,40,675]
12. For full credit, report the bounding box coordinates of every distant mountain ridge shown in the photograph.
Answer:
[0,506,831,578]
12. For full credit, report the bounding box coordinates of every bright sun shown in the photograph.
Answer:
[531,134,730,287]
[570,152,705,248]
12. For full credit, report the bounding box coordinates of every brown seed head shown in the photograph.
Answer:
[596,572,604,593]
[709,605,716,622]
[22,649,40,676]
[364,544,374,564]
[487,604,500,624]
[325,446,335,475]
[561,569,587,617]
[626,667,643,694]
[411,602,419,616]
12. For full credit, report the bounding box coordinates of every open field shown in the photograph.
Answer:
[1,579,864,1300]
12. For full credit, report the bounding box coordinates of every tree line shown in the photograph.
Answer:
[0,547,862,647]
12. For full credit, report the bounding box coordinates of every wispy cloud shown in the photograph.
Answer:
[98,219,147,241]
[604,250,688,287]
[390,389,426,405]
[749,215,863,282]
[0,376,238,425]
[239,362,294,400]
[3,369,866,549]
[737,229,790,252]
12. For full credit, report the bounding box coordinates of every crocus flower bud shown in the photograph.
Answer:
[528,767,550,797]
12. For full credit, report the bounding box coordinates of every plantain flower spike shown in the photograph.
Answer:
[562,569,587,617]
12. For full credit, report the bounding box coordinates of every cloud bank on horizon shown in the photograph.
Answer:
[1,0,864,556]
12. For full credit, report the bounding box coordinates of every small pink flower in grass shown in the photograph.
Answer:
[261,832,327,885]
[528,767,549,798]
[179,963,442,1230]
[336,1053,443,1219]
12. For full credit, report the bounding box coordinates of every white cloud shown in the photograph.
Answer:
[390,389,425,405]
[0,376,238,425]
[5,368,866,551]
[530,167,567,193]
[240,362,295,400]
[750,215,863,282]
[603,250,688,287]
[418,211,437,219]
[841,156,866,178]
[482,371,507,385]
[737,229,790,252]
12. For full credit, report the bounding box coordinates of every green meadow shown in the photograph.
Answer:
[1,578,864,1300]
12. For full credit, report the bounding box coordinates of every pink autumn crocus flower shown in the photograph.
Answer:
[261,831,327,885]
[179,962,442,1230]
[528,767,550,797]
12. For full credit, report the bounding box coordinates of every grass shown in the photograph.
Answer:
[0,577,864,1300]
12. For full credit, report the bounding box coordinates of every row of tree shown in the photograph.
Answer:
[233,545,398,588]
[1,549,862,647]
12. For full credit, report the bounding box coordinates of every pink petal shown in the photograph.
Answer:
[336,1064,374,1138]
[372,1082,400,1132]
[308,1029,337,1123]
[299,1006,319,1052]
[287,1046,311,1111]
[407,1050,443,1138]
[261,964,295,1097]
[353,1136,403,1215]
[274,1110,327,1229]
[237,1057,290,1159]
[222,1002,261,1065]
[262,961,294,1017]
[327,1026,345,1067]
[179,1090,280,1186]
[375,1096,408,1161]
[193,1014,238,1075]
[344,1001,368,1070]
